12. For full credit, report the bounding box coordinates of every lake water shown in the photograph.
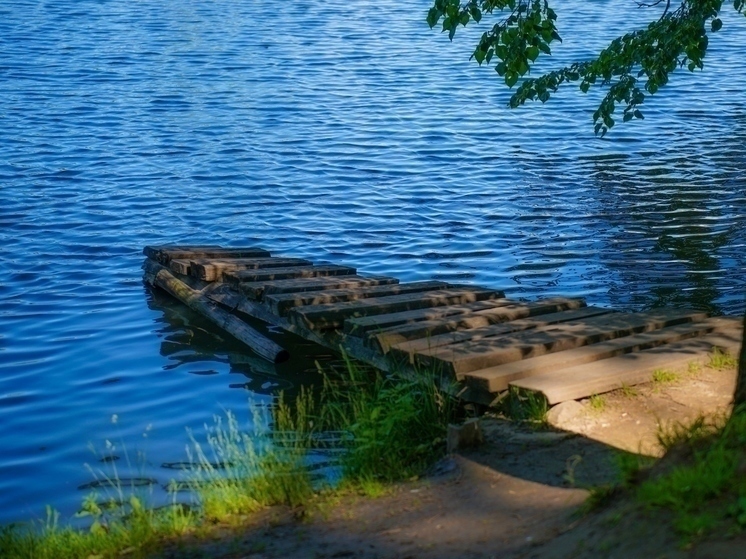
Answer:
[1,0,745,525]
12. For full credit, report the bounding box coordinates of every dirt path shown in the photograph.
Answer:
[164,363,738,559]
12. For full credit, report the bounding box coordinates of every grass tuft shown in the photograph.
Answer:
[588,394,606,412]
[708,347,737,370]
[651,368,679,385]
[619,383,638,398]
[497,387,548,425]
[320,356,459,483]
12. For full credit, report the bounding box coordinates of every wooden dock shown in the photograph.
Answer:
[142,245,743,406]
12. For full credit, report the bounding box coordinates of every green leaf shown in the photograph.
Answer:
[526,46,540,62]
[427,7,440,29]
[474,48,486,64]
[711,18,723,32]
[496,62,507,76]
[505,71,519,88]
[623,112,633,122]
[634,110,644,119]
[580,82,590,93]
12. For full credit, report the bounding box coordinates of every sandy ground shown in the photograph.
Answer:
[158,363,741,559]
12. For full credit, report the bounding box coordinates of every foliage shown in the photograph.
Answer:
[188,398,315,520]
[708,346,738,370]
[0,500,192,559]
[0,358,458,558]
[638,407,746,538]
[320,357,459,482]
[428,0,746,135]
[497,386,548,424]
[651,368,679,384]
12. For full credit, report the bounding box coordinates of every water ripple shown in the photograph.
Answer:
[0,0,744,525]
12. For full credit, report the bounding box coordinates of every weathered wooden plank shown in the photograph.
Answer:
[190,257,313,282]
[240,275,399,301]
[414,309,708,376]
[345,299,518,337]
[266,281,452,316]
[143,246,269,265]
[142,259,289,364]
[388,306,613,358]
[170,259,197,276]
[229,265,357,285]
[288,287,505,331]
[510,328,743,404]
[362,297,587,346]
[143,245,221,262]
[463,317,742,392]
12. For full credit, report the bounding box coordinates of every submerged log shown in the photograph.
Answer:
[143,259,289,364]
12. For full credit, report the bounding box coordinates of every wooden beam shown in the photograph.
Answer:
[364,297,587,348]
[510,329,744,404]
[142,259,289,364]
[463,317,742,391]
[344,298,524,337]
[414,309,708,376]
[143,246,269,265]
[240,275,399,301]
[265,281,452,316]
[228,265,357,285]
[388,306,613,358]
[288,287,504,331]
[188,257,312,282]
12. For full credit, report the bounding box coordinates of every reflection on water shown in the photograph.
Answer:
[0,0,745,524]
[145,285,334,398]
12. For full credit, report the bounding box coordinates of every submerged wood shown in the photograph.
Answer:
[143,259,289,364]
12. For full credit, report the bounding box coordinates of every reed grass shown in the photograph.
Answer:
[0,357,458,558]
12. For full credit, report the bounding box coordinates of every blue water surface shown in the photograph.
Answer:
[0,0,745,524]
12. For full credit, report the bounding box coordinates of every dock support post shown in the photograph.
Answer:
[143,259,289,364]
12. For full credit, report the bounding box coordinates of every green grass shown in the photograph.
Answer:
[589,394,606,412]
[497,387,548,425]
[651,368,679,385]
[320,356,459,483]
[708,347,737,370]
[0,358,459,558]
[687,360,702,376]
[637,408,746,540]
[619,383,638,398]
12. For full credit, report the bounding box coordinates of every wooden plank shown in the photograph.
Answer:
[388,306,613,358]
[240,275,399,301]
[170,259,197,276]
[143,245,221,262]
[265,281,452,316]
[189,257,313,282]
[362,297,587,346]
[288,287,504,331]
[345,299,519,337]
[143,246,269,265]
[463,317,742,392]
[229,265,357,285]
[510,328,743,404]
[414,309,708,376]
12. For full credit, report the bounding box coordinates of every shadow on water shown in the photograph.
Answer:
[144,284,342,399]
[584,127,746,315]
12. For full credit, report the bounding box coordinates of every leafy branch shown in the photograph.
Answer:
[429,0,744,135]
